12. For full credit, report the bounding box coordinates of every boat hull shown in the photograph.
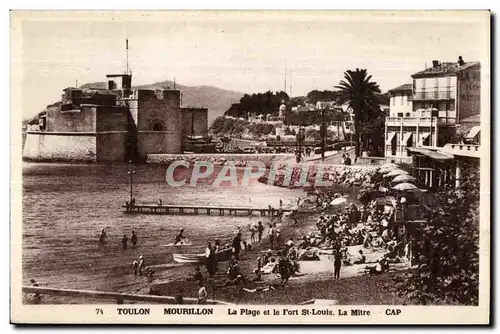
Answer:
[173,248,232,264]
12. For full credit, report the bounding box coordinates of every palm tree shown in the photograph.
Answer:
[335,68,381,160]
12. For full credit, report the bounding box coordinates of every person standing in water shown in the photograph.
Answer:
[174,228,185,245]
[121,234,128,250]
[98,228,107,245]
[131,230,138,246]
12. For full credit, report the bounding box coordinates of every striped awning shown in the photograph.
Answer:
[385,132,396,145]
[402,132,413,145]
[466,126,481,139]
[419,133,430,145]
[407,147,454,162]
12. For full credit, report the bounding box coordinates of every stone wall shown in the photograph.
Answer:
[23,132,96,162]
[137,131,182,158]
[96,106,129,132]
[146,153,294,167]
[136,95,183,156]
[181,107,208,138]
[96,132,128,163]
[46,104,96,132]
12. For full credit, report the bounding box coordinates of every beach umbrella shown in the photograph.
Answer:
[392,174,417,184]
[384,169,409,178]
[392,182,420,192]
[380,162,399,169]
[330,197,347,206]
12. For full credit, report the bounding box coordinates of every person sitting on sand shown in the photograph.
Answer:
[298,236,311,250]
[229,255,237,268]
[242,240,252,252]
[263,250,273,265]
[353,250,366,265]
[174,228,185,245]
[298,248,320,261]
[253,268,262,281]
[193,266,204,282]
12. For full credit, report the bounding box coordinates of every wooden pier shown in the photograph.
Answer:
[22,286,231,305]
[123,204,294,217]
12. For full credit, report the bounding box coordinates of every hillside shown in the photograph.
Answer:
[80,80,243,125]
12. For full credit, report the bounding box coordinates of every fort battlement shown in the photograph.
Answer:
[23,73,210,163]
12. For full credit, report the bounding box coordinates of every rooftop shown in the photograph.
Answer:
[388,83,412,93]
[411,61,480,78]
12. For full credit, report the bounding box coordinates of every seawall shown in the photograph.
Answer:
[23,132,97,162]
[146,153,295,167]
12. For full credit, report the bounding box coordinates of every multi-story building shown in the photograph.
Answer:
[385,56,481,162]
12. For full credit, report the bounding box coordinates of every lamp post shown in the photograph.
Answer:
[296,127,305,163]
[320,108,326,162]
[127,160,136,203]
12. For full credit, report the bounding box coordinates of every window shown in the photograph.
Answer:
[397,113,404,117]
[405,113,411,117]
[152,122,164,131]
[391,97,395,106]
[400,94,404,105]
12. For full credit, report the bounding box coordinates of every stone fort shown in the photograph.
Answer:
[23,73,211,162]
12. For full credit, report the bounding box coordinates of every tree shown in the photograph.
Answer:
[335,68,381,159]
[224,91,289,118]
[395,161,480,305]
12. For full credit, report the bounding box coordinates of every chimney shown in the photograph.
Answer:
[432,60,440,68]
[458,56,465,66]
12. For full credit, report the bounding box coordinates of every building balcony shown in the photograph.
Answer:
[440,143,481,159]
[386,116,455,127]
[386,117,435,126]
[413,90,455,101]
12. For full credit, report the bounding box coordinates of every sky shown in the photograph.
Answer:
[11,11,490,119]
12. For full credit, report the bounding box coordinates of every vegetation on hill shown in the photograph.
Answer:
[395,161,480,305]
[224,91,289,118]
[210,117,276,139]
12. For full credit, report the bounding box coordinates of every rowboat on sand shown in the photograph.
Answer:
[173,248,233,264]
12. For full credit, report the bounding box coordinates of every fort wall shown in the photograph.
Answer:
[96,132,128,163]
[181,107,208,137]
[46,105,96,132]
[23,132,96,162]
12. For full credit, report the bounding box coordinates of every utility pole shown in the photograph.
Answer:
[127,160,136,203]
[321,109,326,162]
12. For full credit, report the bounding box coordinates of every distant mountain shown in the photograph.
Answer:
[80,80,244,125]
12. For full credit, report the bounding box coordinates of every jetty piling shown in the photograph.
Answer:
[122,204,293,217]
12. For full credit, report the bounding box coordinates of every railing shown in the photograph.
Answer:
[386,116,455,126]
[386,117,435,125]
[413,90,455,100]
[440,144,481,158]
[23,286,231,305]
